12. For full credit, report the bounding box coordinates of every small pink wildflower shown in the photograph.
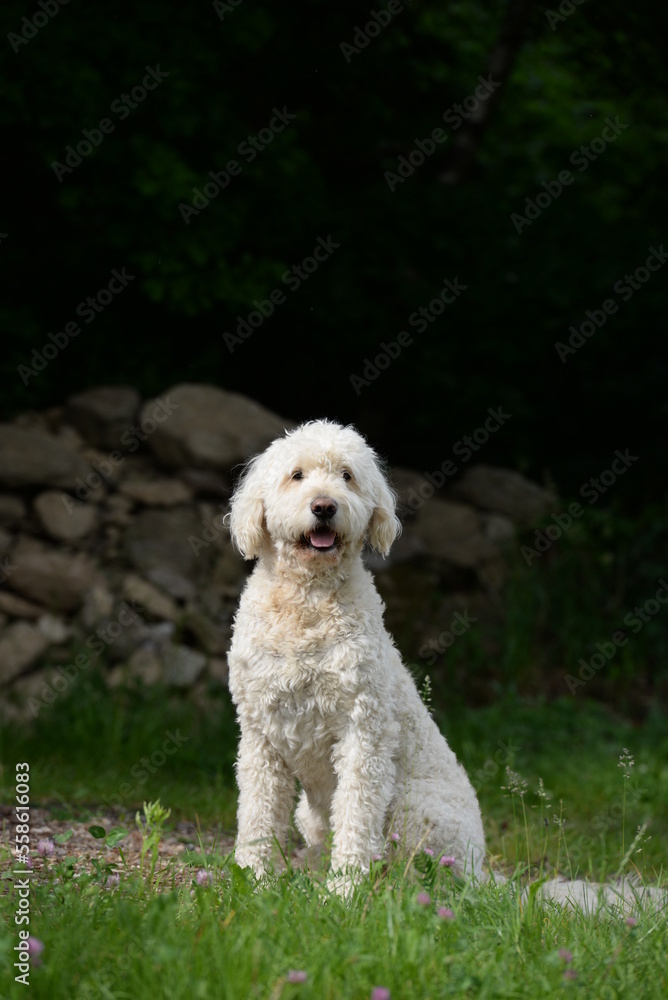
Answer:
[563,969,578,981]
[287,970,307,983]
[439,855,456,867]
[558,949,573,963]
[423,848,434,856]
[106,874,120,888]
[372,854,383,861]
[36,839,55,857]
[195,869,212,886]
[371,988,391,1000]
[437,907,455,920]
[28,937,44,966]
[625,916,638,927]
[416,892,431,906]
[389,832,401,842]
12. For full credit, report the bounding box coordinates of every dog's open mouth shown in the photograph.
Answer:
[303,526,338,551]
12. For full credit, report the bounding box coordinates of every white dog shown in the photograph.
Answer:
[226,420,486,889]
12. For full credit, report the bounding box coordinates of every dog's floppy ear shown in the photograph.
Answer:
[368,464,401,556]
[226,456,266,559]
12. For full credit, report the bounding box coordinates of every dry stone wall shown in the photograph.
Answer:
[0,384,555,720]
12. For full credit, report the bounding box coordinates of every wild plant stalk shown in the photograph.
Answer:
[420,674,433,715]
[552,800,572,879]
[136,799,171,890]
[618,748,635,859]
[535,778,551,877]
[521,797,530,876]
[614,822,648,882]
[503,767,530,876]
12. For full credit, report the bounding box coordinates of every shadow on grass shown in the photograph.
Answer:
[1,669,239,827]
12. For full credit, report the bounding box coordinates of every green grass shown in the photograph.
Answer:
[1,672,239,828]
[1,840,666,999]
[1,676,667,998]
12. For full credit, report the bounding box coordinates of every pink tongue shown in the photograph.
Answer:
[309,529,336,548]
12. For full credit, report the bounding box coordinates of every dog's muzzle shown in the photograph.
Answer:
[306,496,338,550]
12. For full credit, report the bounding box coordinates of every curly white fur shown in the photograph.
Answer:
[226,420,486,890]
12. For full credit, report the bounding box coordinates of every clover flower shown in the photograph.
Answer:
[36,839,55,857]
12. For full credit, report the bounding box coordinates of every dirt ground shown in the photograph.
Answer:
[0,804,238,889]
[0,804,311,889]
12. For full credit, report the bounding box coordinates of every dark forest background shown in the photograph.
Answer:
[1,0,666,504]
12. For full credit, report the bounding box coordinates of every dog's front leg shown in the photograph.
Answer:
[234,728,295,877]
[328,703,396,889]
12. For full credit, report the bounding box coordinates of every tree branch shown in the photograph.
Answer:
[440,0,537,184]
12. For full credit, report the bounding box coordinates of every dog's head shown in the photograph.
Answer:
[227,420,400,567]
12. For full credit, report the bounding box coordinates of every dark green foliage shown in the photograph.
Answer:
[1,0,666,495]
[421,500,668,706]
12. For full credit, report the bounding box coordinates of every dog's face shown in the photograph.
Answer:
[228,420,400,568]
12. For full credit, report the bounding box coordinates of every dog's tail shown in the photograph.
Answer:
[530,876,668,915]
[489,871,668,916]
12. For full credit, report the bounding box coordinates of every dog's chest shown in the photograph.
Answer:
[257,645,360,721]
[231,583,383,763]
[264,671,342,764]
[244,641,370,765]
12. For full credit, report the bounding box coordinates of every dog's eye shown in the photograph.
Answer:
[291,470,303,481]
[342,471,352,482]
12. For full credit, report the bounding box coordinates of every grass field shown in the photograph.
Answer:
[1,675,667,999]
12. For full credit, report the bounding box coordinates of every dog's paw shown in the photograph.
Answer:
[233,847,268,880]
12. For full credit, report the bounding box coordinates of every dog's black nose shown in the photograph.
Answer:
[311,496,338,519]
